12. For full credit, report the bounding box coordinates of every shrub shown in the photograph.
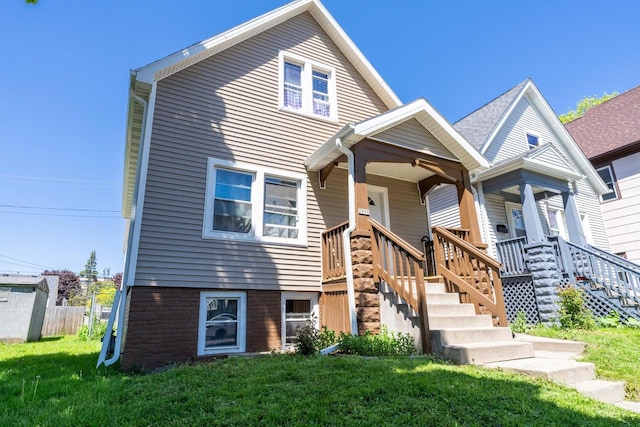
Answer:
[337,326,416,357]
[76,321,108,341]
[294,322,338,356]
[597,311,621,328]
[556,284,595,330]
[510,311,528,334]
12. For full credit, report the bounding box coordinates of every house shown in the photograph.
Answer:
[0,276,49,342]
[427,79,640,325]
[565,86,640,264]
[99,0,519,370]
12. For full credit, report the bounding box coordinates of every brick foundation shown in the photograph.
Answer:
[121,287,283,371]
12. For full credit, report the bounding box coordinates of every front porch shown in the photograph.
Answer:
[304,100,513,354]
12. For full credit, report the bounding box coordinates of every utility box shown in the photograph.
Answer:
[0,276,49,342]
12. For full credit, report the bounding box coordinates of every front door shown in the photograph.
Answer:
[367,185,389,228]
[506,202,527,238]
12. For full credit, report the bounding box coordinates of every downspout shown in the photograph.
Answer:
[97,88,148,368]
[335,138,358,335]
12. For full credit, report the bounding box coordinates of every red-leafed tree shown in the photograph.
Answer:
[112,272,123,290]
[42,269,82,305]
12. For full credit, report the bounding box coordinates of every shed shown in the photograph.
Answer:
[0,276,49,342]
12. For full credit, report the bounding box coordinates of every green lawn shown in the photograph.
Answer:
[528,327,640,402]
[1,336,639,426]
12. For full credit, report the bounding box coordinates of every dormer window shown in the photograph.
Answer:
[279,51,337,121]
[526,133,539,150]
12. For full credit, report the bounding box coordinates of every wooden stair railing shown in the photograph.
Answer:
[370,218,431,354]
[432,226,508,326]
[321,221,349,282]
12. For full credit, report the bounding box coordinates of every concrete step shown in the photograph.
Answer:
[425,292,460,305]
[615,400,640,414]
[429,314,493,329]
[515,334,585,355]
[441,341,534,365]
[425,282,446,293]
[573,379,626,404]
[432,327,513,345]
[485,358,596,385]
[427,303,476,316]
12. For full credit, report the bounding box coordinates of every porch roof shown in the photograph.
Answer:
[473,143,583,185]
[304,98,490,175]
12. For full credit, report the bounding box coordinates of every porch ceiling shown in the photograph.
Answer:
[335,161,435,183]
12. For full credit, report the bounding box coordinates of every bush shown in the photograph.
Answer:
[510,311,528,334]
[597,311,621,328]
[337,326,416,357]
[294,323,338,356]
[556,284,595,330]
[76,321,108,341]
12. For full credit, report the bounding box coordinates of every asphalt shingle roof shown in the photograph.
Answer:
[453,79,529,150]
[565,85,640,160]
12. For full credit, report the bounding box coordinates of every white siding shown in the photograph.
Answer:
[600,152,640,262]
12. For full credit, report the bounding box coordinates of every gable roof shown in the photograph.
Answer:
[305,98,490,174]
[565,85,640,161]
[454,78,608,195]
[453,79,528,150]
[132,0,401,109]
[123,0,402,218]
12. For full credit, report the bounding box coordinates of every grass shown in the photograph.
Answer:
[2,336,640,426]
[528,326,640,402]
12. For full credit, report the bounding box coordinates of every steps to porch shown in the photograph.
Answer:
[421,283,637,411]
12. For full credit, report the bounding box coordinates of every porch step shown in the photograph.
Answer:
[431,327,513,345]
[441,341,534,365]
[426,303,476,316]
[573,380,627,404]
[424,292,460,305]
[425,282,446,293]
[428,314,494,329]
[484,358,596,385]
[515,333,585,354]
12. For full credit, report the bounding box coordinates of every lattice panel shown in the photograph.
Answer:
[502,275,539,324]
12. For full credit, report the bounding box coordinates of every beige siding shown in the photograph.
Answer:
[135,13,400,290]
[598,152,640,261]
[372,118,457,160]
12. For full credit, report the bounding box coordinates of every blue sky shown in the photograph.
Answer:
[1,0,638,276]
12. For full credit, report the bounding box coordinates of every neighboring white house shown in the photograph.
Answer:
[566,85,640,264]
[428,79,609,255]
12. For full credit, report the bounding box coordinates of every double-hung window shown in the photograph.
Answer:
[279,51,337,121]
[596,165,618,201]
[281,292,318,349]
[203,158,307,245]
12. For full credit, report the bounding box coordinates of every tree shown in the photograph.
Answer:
[80,251,98,283]
[112,272,123,290]
[42,269,82,305]
[559,91,618,124]
[26,0,37,4]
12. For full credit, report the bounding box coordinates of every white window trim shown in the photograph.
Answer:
[203,158,308,246]
[198,291,247,355]
[281,292,319,350]
[278,51,338,122]
[596,165,619,202]
[524,130,541,150]
[505,202,526,239]
[544,206,568,240]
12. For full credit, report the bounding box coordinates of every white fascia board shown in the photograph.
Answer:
[304,123,355,171]
[479,80,531,155]
[525,84,609,196]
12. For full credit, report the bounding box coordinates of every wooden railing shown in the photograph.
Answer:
[370,218,431,353]
[321,221,349,282]
[433,226,507,326]
[495,236,528,277]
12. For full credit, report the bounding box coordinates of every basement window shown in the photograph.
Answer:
[281,292,318,349]
[198,292,246,355]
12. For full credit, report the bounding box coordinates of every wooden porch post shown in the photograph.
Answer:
[353,146,370,233]
[457,171,482,244]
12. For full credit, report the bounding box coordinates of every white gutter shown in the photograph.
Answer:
[335,138,358,335]
[97,88,148,368]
